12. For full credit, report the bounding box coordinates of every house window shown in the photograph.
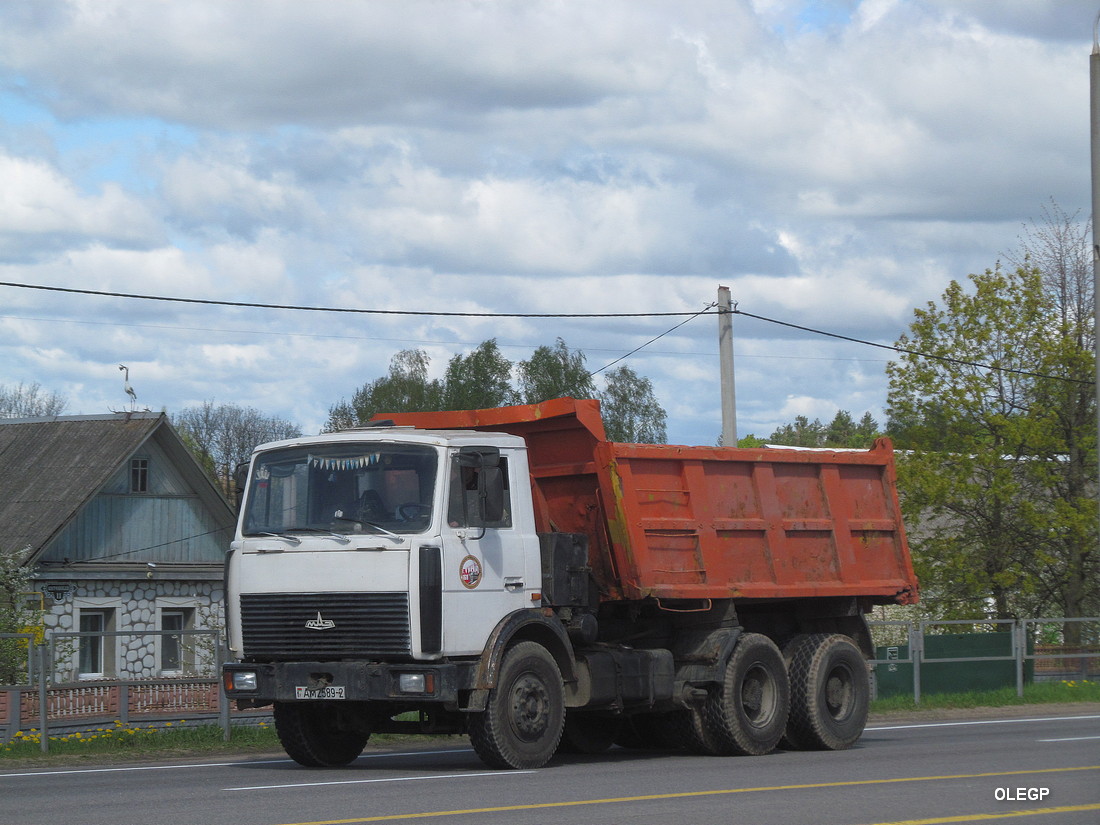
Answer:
[78,609,115,679]
[130,457,149,493]
[160,609,194,674]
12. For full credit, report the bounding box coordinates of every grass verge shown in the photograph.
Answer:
[870,678,1100,713]
[2,680,1096,763]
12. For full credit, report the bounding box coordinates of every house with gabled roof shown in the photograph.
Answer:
[0,412,235,682]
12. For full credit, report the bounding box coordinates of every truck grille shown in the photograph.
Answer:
[240,592,411,660]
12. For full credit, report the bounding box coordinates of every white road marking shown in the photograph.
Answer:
[866,714,1100,732]
[0,748,471,780]
[225,769,534,792]
[1037,735,1100,742]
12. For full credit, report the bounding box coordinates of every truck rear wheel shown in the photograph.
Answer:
[469,641,565,769]
[783,633,869,750]
[701,633,790,755]
[273,701,370,767]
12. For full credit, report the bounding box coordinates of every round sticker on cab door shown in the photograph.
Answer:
[459,555,483,589]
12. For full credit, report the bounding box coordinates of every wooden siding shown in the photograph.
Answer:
[99,438,192,496]
[40,493,230,564]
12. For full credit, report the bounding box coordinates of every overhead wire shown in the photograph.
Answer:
[728,306,1093,387]
[589,303,717,375]
[0,279,1089,385]
[0,280,708,318]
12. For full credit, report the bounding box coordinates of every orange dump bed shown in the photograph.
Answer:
[381,398,918,606]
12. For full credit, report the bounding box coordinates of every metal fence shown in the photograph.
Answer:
[0,629,243,752]
[867,617,1100,704]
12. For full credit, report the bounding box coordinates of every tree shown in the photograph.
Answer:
[0,545,42,685]
[768,415,824,447]
[886,261,1097,633]
[517,338,597,404]
[174,401,302,494]
[441,339,517,411]
[766,411,881,448]
[327,338,670,447]
[326,349,444,430]
[599,365,667,443]
[0,382,67,418]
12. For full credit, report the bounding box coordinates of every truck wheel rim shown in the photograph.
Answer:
[741,663,778,728]
[824,663,855,721]
[510,674,551,741]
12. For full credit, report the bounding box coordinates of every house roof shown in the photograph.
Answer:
[0,412,234,565]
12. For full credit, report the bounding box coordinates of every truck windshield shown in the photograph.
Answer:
[242,443,438,537]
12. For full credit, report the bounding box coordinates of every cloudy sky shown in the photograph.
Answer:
[0,0,1091,446]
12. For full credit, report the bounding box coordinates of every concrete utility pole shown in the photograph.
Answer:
[1091,15,1100,544]
[718,285,737,447]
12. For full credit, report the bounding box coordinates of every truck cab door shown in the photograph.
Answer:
[440,448,528,655]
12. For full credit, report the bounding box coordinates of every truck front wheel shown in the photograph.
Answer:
[273,701,370,767]
[783,633,869,750]
[469,641,565,769]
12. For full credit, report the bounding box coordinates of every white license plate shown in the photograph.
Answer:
[295,685,346,699]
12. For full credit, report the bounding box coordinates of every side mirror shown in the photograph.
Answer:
[233,462,250,509]
[479,466,505,523]
[457,446,500,469]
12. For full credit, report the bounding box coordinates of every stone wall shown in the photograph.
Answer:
[38,578,224,682]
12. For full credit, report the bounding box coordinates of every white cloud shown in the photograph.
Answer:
[0,152,161,256]
[0,1,1089,445]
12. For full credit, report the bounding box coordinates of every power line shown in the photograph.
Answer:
[729,307,1094,387]
[3,278,1088,385]
[0,280,711,319]
[76,525,234,563]
[0,311,893,364]
[589,304,716,375]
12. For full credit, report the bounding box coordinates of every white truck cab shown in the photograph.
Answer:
[226,426,543,666]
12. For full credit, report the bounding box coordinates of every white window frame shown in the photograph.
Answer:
[73,598,123,680]
[156,599,201,676]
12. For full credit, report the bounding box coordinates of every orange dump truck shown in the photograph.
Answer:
[223,398,918,770]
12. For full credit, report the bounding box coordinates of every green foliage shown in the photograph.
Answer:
[442,339,517,410]
[327,349,445,429]
[599,365,667,443]
[516,338,597,404]
[326,338,669,444]
[0,545,42,685]
[736,434,768,448]
[767,410,881,448]
[869,679,1100,713]
[886,263,1098,631]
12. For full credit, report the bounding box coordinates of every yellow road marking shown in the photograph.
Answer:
[858,803,1100,823]
[274,765,1100,825]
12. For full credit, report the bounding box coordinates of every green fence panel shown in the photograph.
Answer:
[875,631,1033,698]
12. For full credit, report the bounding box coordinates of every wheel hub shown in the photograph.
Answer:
[510,675,551,740]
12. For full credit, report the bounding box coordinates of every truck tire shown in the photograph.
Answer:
[787,638,871,752]
[701,633,789,756]
[273,701,370,767]
[783,633,869,751]
[469,641,565,769]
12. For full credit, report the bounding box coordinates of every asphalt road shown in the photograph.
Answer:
[2,709,1098,825]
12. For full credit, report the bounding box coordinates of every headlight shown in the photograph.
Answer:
[227,671,258,692]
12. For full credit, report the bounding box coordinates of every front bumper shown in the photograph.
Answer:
[223,660,477,705]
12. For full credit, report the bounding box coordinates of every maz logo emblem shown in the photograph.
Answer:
[305,612,336,630]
